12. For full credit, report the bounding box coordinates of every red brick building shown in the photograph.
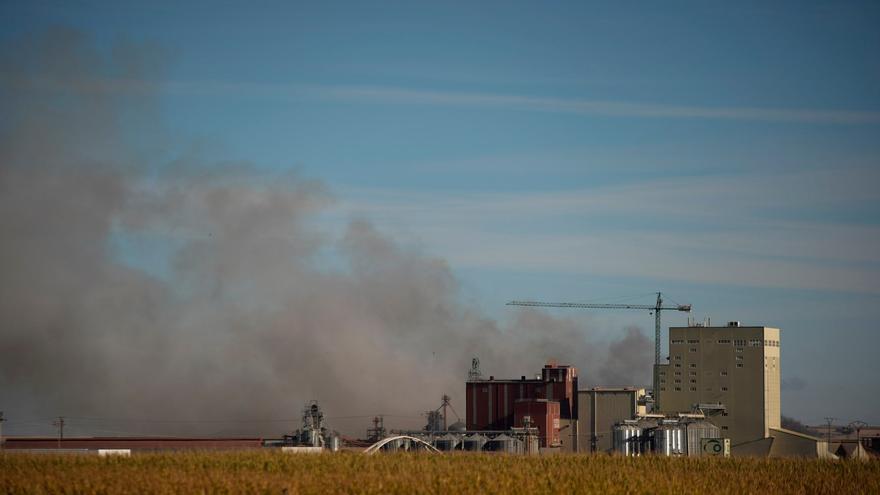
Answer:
[514,398,561,447]
[466,362,577,434]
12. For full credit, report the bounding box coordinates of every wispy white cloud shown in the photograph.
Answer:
[315,86,880,124]
[14,76,880,125]
[329,169,880,294]
[338,167,880,223]
[405,228,879,294]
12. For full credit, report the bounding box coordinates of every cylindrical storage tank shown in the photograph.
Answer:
[654,422,686,456]
[328,435,340,452]
[636,418,660,454]
[307,430,319,447]
[685,420,720,457]
[613,422,643,456]
[463,434,486,451]
[448,421,467,432]
[484,434,518,453]
[435,434,460,451]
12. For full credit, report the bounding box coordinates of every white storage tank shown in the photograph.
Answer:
[484,434,520,453]
[463,434,487,451]
[654,421,687,456]
[613,421,643,456]
[434,433,460,451]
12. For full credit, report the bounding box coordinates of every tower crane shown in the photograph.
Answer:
[506,292,691,409]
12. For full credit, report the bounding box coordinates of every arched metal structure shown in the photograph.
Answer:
[362,435,442,455]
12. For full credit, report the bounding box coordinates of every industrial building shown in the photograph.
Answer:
[466,361,577,448]
[648,321,832,457]
[578,388,646,453]
[655,322,781,445]
[513,398,560,448]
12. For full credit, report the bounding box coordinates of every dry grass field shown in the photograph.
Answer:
[2,451,878,494]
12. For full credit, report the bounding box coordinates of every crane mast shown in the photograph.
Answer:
[507,292,691,410]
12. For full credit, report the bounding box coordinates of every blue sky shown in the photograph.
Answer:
[3,0,879,425]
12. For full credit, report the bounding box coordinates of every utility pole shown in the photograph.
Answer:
[53,416,65,449]
[824,417,836,445]
[0,411,5,450]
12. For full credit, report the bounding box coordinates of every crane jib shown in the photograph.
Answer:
[506,301,691,312]
[506,293,692,412]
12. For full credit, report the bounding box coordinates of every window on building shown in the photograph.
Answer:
[674,379,682,383]
[659,371,666,376]
[721,426,729,430]
[734,340,746,346]
[674,356,682,361]
[671,339,684,344]
[690,379,697,384]
[660,387,666,391]
[720,371,728,376]
[689,364,697,368]
[736,348,744,353]
[690,387,697,391]
[660,379,666,384]
[674,371,682,376]
[721,387,728,391]
[689,347,697,352]
[735,355,743,361]
[687,339,699,344]
[689,371,697,376]
[674,387,681,391]
[749,339,762,346]
[736,363,744,368]
[721,411,729,416]
[674,364,681,368]
[718,339,731,344]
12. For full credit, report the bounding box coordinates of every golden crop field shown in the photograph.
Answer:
[2,451,878,494]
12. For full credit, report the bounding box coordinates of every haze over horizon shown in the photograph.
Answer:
[1,1,878,437]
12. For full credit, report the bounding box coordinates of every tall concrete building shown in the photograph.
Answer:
[655,322,781,446]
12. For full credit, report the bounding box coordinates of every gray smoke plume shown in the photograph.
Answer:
[0,29,652,437]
